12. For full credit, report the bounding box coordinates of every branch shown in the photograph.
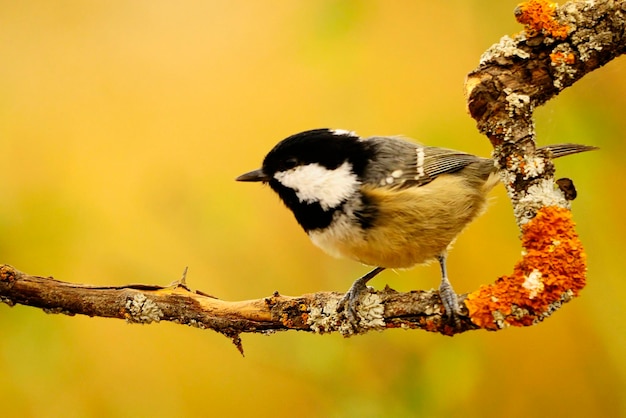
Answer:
[467,0,626,152]
[466,0,623,217]
[462,0,620,328]
[2,0,620,346]
[1,265,473,354]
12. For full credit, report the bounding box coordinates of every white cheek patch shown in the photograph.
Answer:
[274,161,359,210]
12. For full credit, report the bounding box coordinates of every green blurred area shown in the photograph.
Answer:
[1,1,624,417]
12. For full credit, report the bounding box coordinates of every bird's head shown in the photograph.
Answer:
[236,128,373,230]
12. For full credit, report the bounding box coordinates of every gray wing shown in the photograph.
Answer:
[363,136,492,188]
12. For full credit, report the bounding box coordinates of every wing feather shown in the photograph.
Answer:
[362,136,491,189]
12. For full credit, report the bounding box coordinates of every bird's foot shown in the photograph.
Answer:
[337,267,384,331]
[439,277,461,327]
[337,283,366,329]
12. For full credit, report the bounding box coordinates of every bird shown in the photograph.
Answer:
[236,128,595,326]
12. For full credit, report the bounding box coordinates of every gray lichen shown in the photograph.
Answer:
[308,292,385,336]
[307,297,341,334]
[355,293,385,330]
[491,310,508,329]
[480,35,530,65]
[533,290,575,324]
[504,88,532,117]
[550,43,578,89]
[125,293,163,324]
[514,179,571,225]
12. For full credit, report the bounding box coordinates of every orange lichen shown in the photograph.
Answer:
[0,265,17,283]
[417,316,447,334]
[466,206,587,329]
[550,51,576,65]
[515,0,569,40]
[280,312,294,327]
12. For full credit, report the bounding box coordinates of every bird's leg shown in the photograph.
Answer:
[437,253,460,324]
[338,267,385,325]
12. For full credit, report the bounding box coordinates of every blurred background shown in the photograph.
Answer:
[0,1,623,417]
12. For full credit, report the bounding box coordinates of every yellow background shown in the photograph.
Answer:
[1,1,623,417]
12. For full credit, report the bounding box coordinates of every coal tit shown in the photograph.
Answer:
[237,128,594,324]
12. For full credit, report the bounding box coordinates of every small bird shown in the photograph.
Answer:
[237,128,594,325]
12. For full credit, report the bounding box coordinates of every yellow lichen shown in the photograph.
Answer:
[515,0,570,40]
[550,51,576,65]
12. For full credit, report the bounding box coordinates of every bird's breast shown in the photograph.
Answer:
[308,175,490,268]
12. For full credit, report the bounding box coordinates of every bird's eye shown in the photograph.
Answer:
[284,157,299,169]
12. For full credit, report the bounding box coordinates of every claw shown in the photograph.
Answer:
[338,267,385,329]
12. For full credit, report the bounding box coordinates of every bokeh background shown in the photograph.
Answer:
[1,1,624,417]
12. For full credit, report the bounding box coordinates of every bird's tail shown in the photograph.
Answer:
[537,143,598,159]
[483,143,597,193]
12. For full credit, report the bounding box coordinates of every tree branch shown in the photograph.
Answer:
[461,0,620,329]
[2,0,620,347]
[0,264,473,353]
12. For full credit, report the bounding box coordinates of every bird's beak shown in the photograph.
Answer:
[236,168,269,183]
